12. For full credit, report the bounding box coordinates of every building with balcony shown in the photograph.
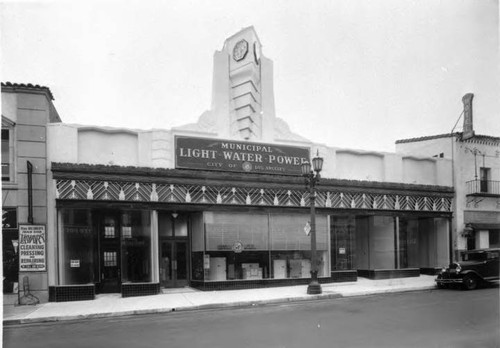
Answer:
[396,93,500,258]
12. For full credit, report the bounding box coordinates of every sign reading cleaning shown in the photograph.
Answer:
[175,136,310,175]
[19,224,46,272]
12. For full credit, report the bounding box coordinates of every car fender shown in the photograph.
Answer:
[460,270,484,280]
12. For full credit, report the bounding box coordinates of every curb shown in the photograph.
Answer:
[3,286,436,326]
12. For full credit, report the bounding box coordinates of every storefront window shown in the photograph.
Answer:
[59,209,97,285]
[121,211,152,282]
[489,230,499,248]
[399,217,449,268]
[191,213,205,280]
[331,216,356,270]
[355,215,449,271]
[398,217,420,268]
[355,216,395,269]
[202,211,330,281]
[270,213,329,278]
[204,212,269,280]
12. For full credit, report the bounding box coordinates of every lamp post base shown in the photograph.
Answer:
[307,281,322,295]
[307,271,322,294]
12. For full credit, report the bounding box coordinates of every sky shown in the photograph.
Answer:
[1,0,499,152]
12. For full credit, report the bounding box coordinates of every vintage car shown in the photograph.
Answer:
[436,248,500,290]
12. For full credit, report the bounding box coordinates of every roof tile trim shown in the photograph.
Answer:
[396,132,500,145]
[1,82,54,100]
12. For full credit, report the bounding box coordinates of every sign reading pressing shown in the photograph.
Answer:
[175,136,310,175]
[19,224,46,272]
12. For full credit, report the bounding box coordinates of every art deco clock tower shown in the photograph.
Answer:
[176,27,308,144]
[211,26,275,141]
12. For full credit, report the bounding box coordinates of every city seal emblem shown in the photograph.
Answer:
[232,241,244,253]
[242,161,253,172]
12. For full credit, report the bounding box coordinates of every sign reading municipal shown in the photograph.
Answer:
[175,136,310,175]
[19,224,46,272]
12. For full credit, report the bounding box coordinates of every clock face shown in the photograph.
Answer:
[233,40,248,62]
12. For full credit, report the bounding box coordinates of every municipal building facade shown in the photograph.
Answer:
[3,27,454,302]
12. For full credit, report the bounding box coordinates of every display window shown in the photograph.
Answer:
[204,212,269,281]
[202,211,330,281]
[354,215,449,271]
[490,230,500,248]
[270,213,329,278]
[59,208,152,287]
[330,216,356,270]
[59,209,97,285]
[355,216,395,269]
[190,213,205,280]
[120,211,152,283]
[398,216,449,268]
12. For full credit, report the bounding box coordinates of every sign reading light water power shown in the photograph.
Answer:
[175,136,310,175]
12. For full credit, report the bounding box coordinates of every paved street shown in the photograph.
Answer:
[4,287,499,348]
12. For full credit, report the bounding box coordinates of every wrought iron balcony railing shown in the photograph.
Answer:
[466,179,500,196]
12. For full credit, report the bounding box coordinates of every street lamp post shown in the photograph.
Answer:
[301,151,324,295]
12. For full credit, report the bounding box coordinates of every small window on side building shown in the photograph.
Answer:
[1,129,11,182]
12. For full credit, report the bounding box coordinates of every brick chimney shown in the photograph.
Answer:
[462,93,474,140]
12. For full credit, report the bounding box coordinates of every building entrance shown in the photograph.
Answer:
[159,212,190,288]
[160,239,188,288]
[100,213,121,293]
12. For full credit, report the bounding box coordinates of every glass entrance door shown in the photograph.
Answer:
[160,240,188,288]
[100,214,121,293]
[158,213,190,288]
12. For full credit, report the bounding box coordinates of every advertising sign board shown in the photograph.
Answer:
[18,224,46,272]
[175,136,310,175]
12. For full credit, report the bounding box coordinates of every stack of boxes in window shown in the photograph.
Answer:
[208,257,227,281]
[289,259,311,278]
[273,260,287,279]
[241,263,262,280]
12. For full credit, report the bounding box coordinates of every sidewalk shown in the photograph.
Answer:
[3,275,437,325]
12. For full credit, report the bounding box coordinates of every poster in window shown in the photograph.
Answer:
[18,224,46,272]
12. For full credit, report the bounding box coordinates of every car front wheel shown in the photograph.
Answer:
[462,274,479,290]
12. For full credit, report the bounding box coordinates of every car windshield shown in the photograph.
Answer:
[463,252,487,261]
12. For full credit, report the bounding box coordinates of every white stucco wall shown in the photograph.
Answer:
[402,157,436,185]
[334,150,384,182]
[47,123,78,164]
[396,137,454,158]
[77,128,138,166]
[323,147,451,186]
[47,122,452,189]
